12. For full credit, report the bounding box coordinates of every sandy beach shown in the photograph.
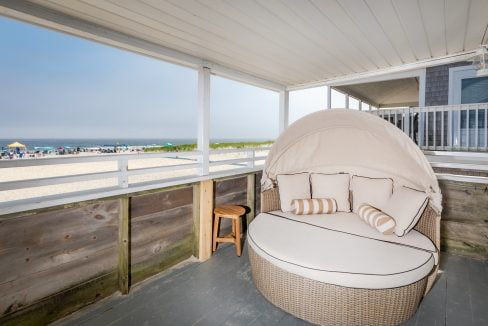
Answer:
[0,150,268,203]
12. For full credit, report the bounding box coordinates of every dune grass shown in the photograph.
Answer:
[143,141,274,152]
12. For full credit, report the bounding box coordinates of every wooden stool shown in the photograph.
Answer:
[212,205,246,256]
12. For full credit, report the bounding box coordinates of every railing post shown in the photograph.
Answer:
[419,107,425,147]
[118,197,130,294]
[118,158,128,188]
[197,66,211,176]
[484,105,488,150]
[247,149,255,169]
[198,179,214,261]
[327,86,331,109]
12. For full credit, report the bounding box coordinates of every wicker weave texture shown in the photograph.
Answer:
[261,187,280,213]
[249,245,427,326]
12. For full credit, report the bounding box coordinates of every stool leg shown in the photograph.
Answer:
[212,215,220,252]
[231,218,236,237]
[235,217,241,256]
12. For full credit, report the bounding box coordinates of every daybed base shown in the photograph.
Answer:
[254,187,441,325]
[249,245,427,326]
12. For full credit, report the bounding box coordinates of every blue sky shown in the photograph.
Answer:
[0,16,333,140]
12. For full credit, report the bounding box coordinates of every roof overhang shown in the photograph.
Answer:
[1,0,487,91]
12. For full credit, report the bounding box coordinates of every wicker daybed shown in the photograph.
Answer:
[248,109,441,326]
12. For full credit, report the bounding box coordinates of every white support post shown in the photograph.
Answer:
[359,101,362,111]
[327,86,331,109]
[279,90,289,134]
[418,69,426,107]
[197,66,211,176]
[345,94,349,109]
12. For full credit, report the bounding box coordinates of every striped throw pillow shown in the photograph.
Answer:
[291,198,337,215]
[357,203,396,235]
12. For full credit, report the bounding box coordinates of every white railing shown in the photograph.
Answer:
[424,150,488,184]
[0,147,270,215]
[371,103,488,152]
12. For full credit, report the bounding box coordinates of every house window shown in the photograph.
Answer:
[461,76,488,104]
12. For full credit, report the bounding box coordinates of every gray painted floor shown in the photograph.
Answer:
[56,243,488,326]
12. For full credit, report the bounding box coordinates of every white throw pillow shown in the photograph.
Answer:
[382,186,429,236]
[277,173,311,212]
[310,173,351,212]
[351,175,393,213]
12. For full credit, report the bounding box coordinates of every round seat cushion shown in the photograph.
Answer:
[248,212,436,289]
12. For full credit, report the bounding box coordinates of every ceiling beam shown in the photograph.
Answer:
[0,0,285,92]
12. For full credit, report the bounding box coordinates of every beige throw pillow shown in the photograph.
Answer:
[277,173,311,212]
[357,203,396,235]
[292,198,337,215]
[310,173,351,212]
[382,186,429,236]
[351,176,393,213]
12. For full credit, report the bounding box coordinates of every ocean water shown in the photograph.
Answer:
[0,138,266,151]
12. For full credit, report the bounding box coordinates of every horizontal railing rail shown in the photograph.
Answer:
[0,147,271,215]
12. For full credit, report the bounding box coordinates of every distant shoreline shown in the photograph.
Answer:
[0,140,274,160]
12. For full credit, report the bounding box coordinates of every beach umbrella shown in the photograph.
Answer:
[7,141,26,149]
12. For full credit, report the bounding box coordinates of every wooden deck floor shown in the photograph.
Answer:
[56,243,488,326]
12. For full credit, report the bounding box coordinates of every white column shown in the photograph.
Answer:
[327,86,332,109]
[418,69,426,107]
[418,69,427,147]
[279,90,289,134]
[345,94,349,109]
[197,66,211,176]
[359,101,362,111]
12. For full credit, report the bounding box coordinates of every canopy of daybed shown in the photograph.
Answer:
[262,109,442,212]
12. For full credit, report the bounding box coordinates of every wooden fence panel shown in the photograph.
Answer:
[439,180,488,260]
[0,200,119,317]
[215,176,247,234]
[129,186,194,284]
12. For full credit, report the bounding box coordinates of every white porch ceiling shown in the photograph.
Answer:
[335,77,420,108]
[2,0,488,88]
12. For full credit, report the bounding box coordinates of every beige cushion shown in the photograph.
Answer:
[277,173,311,212]
[310,173,351,212]
[292,198,337,215]
[248,212,436,289]
[357,204,396,235]
[351,175,393,213]
[267,210,438,264]
[382,186,429,236]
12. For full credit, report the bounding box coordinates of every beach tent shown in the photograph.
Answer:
[7,142,26,149]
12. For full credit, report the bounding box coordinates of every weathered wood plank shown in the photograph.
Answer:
[247,173,256,227]
[130,205,193,265]
[0,201,119,317]
[215,176,247,234]
[198,180,214,261]
[130,186,193,218]
[118,197,129,294]
[0,271,118,326]
[439,180,488,259]
[130,235,193,286]
[440,180,488,222]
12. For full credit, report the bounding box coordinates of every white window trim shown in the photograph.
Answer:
[448,65,477,104]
